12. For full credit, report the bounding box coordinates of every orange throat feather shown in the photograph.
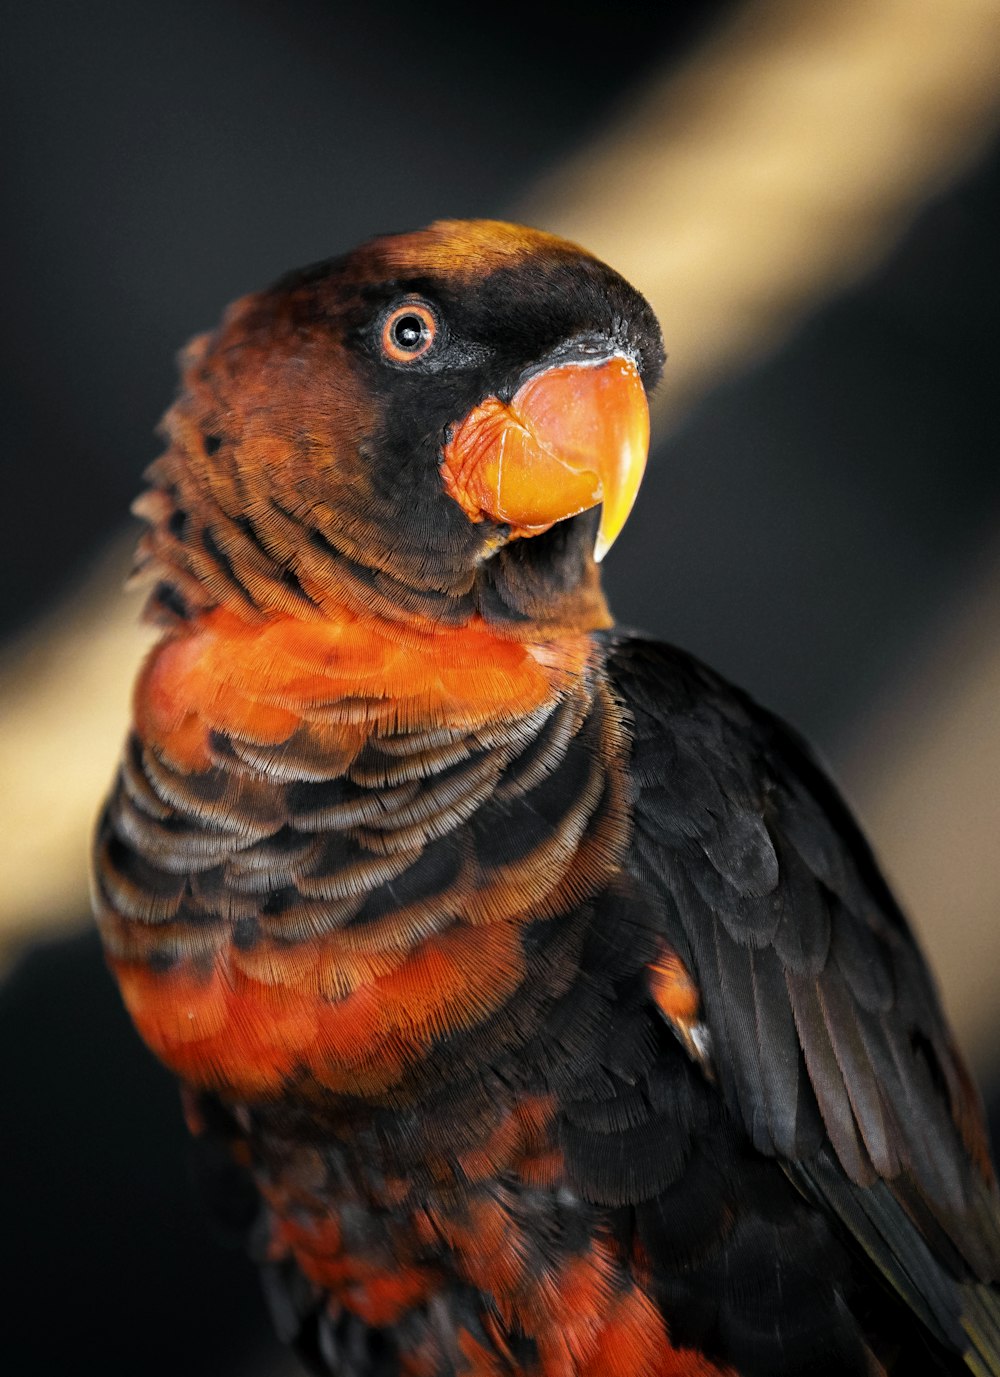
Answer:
[96,596,628,1103]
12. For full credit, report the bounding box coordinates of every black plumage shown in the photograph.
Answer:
[604,631,1000,1375]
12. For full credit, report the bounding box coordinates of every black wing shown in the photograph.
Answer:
[604,632,1000,1372]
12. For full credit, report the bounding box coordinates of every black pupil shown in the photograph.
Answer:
[392,314,427,351]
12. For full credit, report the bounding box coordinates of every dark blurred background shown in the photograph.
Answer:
[2,2,999,1374]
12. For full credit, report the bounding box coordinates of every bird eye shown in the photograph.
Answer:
[381,300,438,363]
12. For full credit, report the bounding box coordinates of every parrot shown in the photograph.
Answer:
[93,219,1000,1377]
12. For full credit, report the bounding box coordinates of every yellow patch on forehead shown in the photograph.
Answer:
[370,219,592,280]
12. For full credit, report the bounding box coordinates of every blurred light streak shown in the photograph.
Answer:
[841,540,1000,1068]
[0,538,151,944]
[3,0,1000,1067]
[524,0,1000,424]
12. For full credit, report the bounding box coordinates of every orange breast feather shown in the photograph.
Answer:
[113,607,594,1100]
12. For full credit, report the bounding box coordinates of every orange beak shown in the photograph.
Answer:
[441,355,649,561]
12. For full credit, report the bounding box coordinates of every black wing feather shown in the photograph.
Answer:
[604,632,1000,1371]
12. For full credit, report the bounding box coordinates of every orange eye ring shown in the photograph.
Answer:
[380,300,438,363]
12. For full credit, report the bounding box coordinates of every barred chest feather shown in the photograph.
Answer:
[90,614,710,1377]
[92,608,726,1375]
[93,607,634,1102]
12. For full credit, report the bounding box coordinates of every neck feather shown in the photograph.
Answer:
[131,420,613,641]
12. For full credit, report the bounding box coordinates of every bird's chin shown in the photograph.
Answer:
[477,506,615,636]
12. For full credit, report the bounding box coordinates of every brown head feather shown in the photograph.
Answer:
[130,220,663,637]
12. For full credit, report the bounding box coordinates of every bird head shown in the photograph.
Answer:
[136,219,664,634]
